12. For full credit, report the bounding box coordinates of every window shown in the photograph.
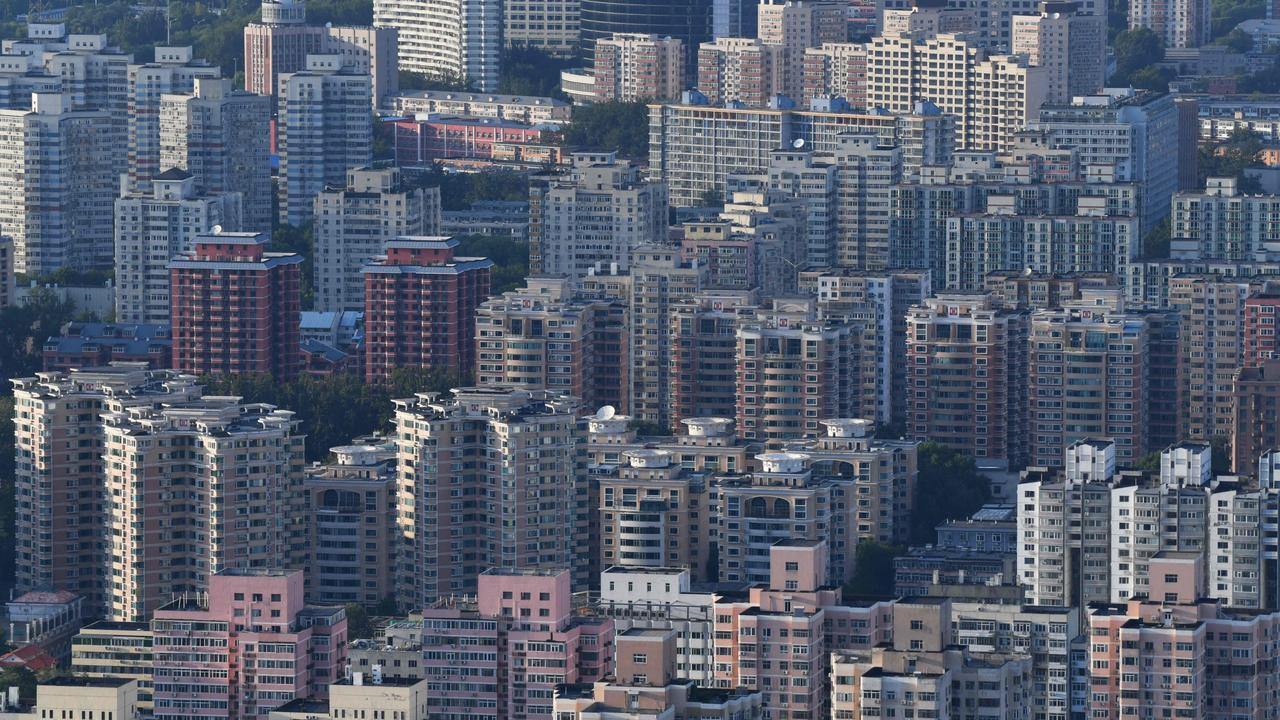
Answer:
[632,654,647,663]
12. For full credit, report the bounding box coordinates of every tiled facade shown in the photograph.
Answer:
[169,230,303,380]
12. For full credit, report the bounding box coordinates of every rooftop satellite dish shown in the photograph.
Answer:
[596,405,617,420]
[211,224,223,234]
[792,139,805,149]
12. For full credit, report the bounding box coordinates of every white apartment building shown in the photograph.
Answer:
[1130,0,1210,47]
[535,152,668,280]
[114,170,243,324]
[374,0,501,91]
[125,46,221,186]
[865,32,1048,152]
[159,78,273,233]
[313,166,439,312]
[596,568,718,684]
[0,93,116,275]
[278,55,372,226]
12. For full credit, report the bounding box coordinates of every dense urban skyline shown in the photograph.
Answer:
[3,0,1280,718]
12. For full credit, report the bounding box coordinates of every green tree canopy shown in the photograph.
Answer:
[561,101,650,159]
[843,541,906,597]
[1110,28,1165,86]
[910,441,993,546]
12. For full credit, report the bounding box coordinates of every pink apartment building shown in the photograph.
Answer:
[1088,552,1280,720]
[711,540,895,720]
[554,627,765,720]
[416,568,615,720]
[150,569,347,720]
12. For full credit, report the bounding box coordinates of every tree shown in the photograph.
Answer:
[843,541,905,596]
[1128,65,1174,92]
[1110,28,1165,86]
[1199,127,1265,189]
[270,222,315,310]
[399,70,471,92]
[498,46,575,98]
[1222,27,1255,52]
[456,234,530,295]
[0,288,79,387]
[1212,0,1266,39]
[1141,218,1171,259]
[561,102,650,159]
[0,667,36,704]
[910,442,992,546]
[345,603,374,639]
[202,369,463,462]
[1211,436,1233,476]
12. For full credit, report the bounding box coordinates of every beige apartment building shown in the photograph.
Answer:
[1170,275,1264,442]
[598,449,716,581]
[594,33,684,102]
[476,276,630,413]
[392,386,582,606]
[905,292,1030,467]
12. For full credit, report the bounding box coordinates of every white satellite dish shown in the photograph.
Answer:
[211,224,223,234]
[792,139,805,149]
[596,405,617,420]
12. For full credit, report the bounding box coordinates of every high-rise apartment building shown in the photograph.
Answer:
[159,78,273,233]
[125,46,220,187]
[277,55,372,226]
[0,237,14,309]
[1172,177,1280,262]
[374,0,501,91]
[1232,360,1280,477]
[476,277,630,413]
[1129,0,1210,47]
[1011,2,1105,104]
[114,170,243,324]
[671,291,758,428]
[391,387,582,607]
[0,93,115,274]
[696,38,784,107]
[1030,90,1179,236]
[717,444,911,586]
[802,43,868,109]
[905,292,1030,467]
[865,32,1048,152]
[801,269,933,426]
[100,400,307,621]
[169,230,301,380]
[1028,292,1154,467]
[598,449,716,580]
[1169,275,1263,442]
[304,443,399,607]
[629,245,708,428]
[1244,291,1280,368]
[1088,555,1280,720]
[11,366,308,621]
[361,237,491,383]
[756,0,847,100]
[832,133,904,269]
[649,96,955,207]
[531,152,667,279]
[734,299,857,442]
[11,366,200,614]
[151,569,347,720]
[321,25,400,109]
[244,0,324,101]
[313,165,439,312]
[592,33,684,102]
[831,599,1035,720]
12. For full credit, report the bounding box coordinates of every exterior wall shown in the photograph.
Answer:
[169,233,303,380]
[594,33,684,102]
[313,167,436,313]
